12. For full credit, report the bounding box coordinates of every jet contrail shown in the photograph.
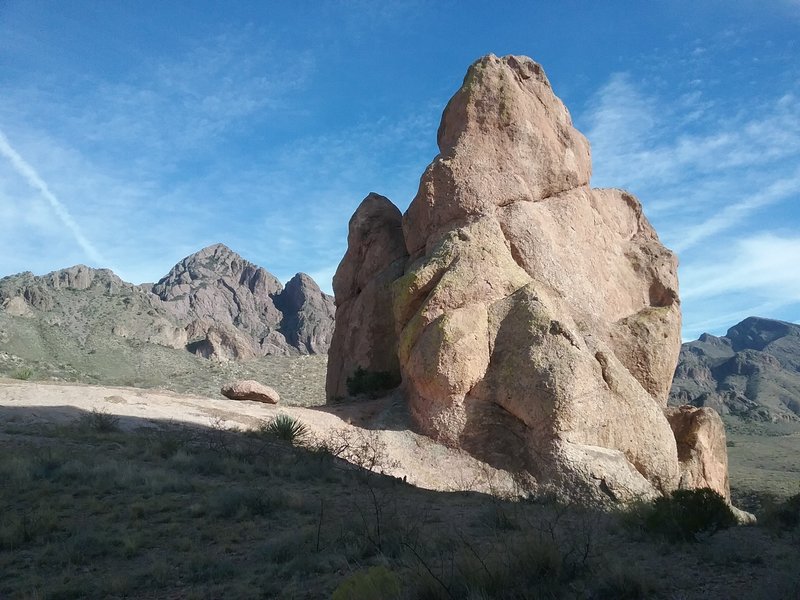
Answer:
[0,128,106,265]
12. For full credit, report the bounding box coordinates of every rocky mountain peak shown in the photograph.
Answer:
[726,316,798,352]
[279,273,321,309]
[152,243,283,299]
[671,316,800,422]
[149,246,335,359]
[276,273,335,355]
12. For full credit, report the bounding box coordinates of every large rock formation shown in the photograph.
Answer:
[671,316,800,422]
[665,405,730,499]
[326,193,408,400]
[327,54,727,504]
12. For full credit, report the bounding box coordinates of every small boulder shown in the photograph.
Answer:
[664,405,729,500]
[221,380,280,404]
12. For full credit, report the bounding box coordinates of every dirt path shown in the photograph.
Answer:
[0,378,514,495]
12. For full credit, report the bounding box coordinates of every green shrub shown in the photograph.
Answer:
[11,367,34,380]
[593,563,656,599]
[78,408,120,433]
[643,488,737,542]
[332,566,402,600]
[762,492,800,531]
[262,414,308,444]
[346,367,400,398]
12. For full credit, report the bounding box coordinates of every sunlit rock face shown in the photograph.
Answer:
[328,55,730,504]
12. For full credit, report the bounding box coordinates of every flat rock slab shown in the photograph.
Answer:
[0,379,517,497]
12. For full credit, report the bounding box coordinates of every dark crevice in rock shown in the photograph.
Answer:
[549,320,580,349]
[595,352,613,390]
[648,279,677,308]
[497,220,528,273]
[596,478,618,502]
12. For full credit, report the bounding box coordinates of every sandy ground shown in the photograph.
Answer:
[0,378,514,495]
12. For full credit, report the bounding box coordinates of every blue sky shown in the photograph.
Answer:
[1,1,798,340]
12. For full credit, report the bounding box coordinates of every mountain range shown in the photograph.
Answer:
[0,243,333,363]
[2,243,798,424]
[670,316,800,422]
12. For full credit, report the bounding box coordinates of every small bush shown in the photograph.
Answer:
[78,408,120,432]
[762,492,800,531]
[642,488,737,542]
[332,566,402,600]
[146,428,190,459]
[262,414,308,444]
[316,428,396,473]
[11,367,34,380]
[593,562,656,599]
[208,487,287,519]
[346,367,400,398]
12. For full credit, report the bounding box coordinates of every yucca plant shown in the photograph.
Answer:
[264,414,308,445]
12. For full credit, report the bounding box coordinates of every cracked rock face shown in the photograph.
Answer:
[328,55,728,504]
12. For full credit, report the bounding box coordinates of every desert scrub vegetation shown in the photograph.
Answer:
[259,413,309,444]
[623,488,737,542]
[1,411,799,599]
[76,407,121,432]
[9,366,33,380]
[761,491,800,532]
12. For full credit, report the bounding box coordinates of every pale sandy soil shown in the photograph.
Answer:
[0,378,514,495]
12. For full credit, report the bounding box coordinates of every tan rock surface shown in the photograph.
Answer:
[1,296,32,318]
[404,54,592,259]
[0,379,516,496]
[665,405,730,500]
[221,379,280,404]
[327,54,728,504]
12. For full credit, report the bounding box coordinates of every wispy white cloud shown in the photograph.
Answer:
[582,71,800,337]
[0,29,315,177]
[0,128,106,265]
[680,233,800,338]
[672,171,800,252]
[681,233,800,301]
[0,27,320,283]
[585,77,800,208]
[0,24,438,290]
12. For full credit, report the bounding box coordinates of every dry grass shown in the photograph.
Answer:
[1,410,799,599]
[725,419,800,512]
